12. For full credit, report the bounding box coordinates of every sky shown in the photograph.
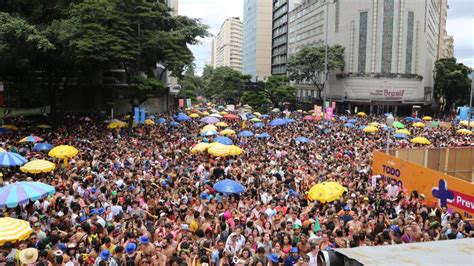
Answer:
[179,0,474,75]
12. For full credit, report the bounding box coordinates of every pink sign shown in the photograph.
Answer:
[332,101,336,110]
[325,107,333,120]
[178,99,184,108]
[315,106,322,120]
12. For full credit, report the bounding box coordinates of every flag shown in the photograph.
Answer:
[314,216,321,232]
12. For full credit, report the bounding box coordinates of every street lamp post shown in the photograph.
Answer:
[386,114,394,154]
[323,1,329,103]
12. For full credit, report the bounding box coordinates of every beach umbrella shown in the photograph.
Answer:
[357,112,366,117]
[213,179,246,194]
[250,117,261,122]
[207,143,230,157]
[1,125,18,130]
[36,124,51,129]
[256,132,271,139]
[201,125,218,132]
[363,126,379,133]
[348,118,357,123]
[0,148,6,153]
[108,121,127,129]
[214,136,233,145]
[393,121,405,129]
[295,136,311,143]
[219,129,236,136]
[156,118,166,124]
[19,135,43,143]
[405,117,414,123]
[238,130,254,137]
[286,118,296,123]
[224,114,240,120]
[413,122,425,128]
[0,152,28,167]
[200,116,220,124]
[269,118,288,127]
[459,120,473,127]
[261,114,270,119]
[20,160,55,174]
[227,145,243,156]
[307,182,347,203]
[253,122,264,128]
[210,113,223,118]
[215,122,228,127]
[175,113,191,121]
[411,137,431,145]
[395,129,411,135]
[144,119,155,125]
[0,217,33,245]
[201,130,218,137]
[303,115,315,121]
[253,112,262,117]
[456,129,472,135]
[369,122,379,127]
[170,121,179,127]
[393,133,407,139]
[48,145,78,159]
[339,116,348,121]
[190,143,211,154]
[344,123,355,128]
[189,113,200,118]
[0,181,55,208]
[422,116,432,121]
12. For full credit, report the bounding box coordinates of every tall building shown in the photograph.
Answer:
[210,17,243,71]
[243,0,273,81]
[288,0,442,114]
[436,0,454,59]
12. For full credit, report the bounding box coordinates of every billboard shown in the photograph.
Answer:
[372,151,474,218]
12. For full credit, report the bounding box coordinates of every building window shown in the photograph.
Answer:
[335,0,340,32]
[358,11,368,73]
[405,11,414,74]
[381,0,394,73]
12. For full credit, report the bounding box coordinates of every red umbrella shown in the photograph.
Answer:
[224,114,240,120]
[303,115,315,121]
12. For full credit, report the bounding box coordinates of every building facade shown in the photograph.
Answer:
[243,0,273,81]
[210,17,243,71]
[288,0,443,114]
[436,0,454,59]
[163,0,179,15]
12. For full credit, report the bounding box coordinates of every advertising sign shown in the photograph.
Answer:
[314,106,322,120]
[139,107,145,124]
[372,151,474,218]
[178,99,184,108]
[325,107,333,120]
[134,107,140,125]
[186,99,192,108]
[331,101,336,110]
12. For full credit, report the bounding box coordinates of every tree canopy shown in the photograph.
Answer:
[201,66,251,104]
[434,58,472,112]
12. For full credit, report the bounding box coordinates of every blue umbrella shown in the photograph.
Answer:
[413,117,422,122]
[383,127,395,132]
[405,117,414,122]
[170,121,179,127]
[358,125,367,130]
[213,179,246,194]
[238,130,254,137]
[393,133,407,139]
[214,136,233,145]
[0,152,28,167]
[200,116,220,124]
[201,130,218,137]
[0,128,10,135]
[348,118,357,123]
[256,132,271,139]
[339,116,348,121]
[247,114,256,119]
[156,118,166,124]
[0,181,56,208]
[344,123,355,128]
[295,136,311,143]
[32,143,54,152]
[269,118,288,126]
[261,114,270,119]
[253,122,264,128]
[175,113,190,121]
[286,118,296,123]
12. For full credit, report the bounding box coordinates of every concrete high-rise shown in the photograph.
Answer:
[243,0,273,81]
[163,0,179,15]
[436,0,454,59]
[210,17,243,71]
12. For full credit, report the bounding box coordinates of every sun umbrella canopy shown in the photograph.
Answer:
[269,118,288,127]
[215,122,228,127]
[224,114,239,120]
[170,121,179,127]
[190,143,211,154]
[286,118,296,123]
[395,129,411,135]
[253,122,264,128]
[202,111,209,116]
[393,121,405,129]
[156,118,166,124]
[108,121,127,129]
[144,119,155,125]
[213,179,246,194]
[1,125,18,130]
[189,113,200,118]
[348,118,357,123]
[175,113,191,121]
[210,113,223,118]
[344,123,355,128]
[227,145,243,156]
[303,115,315,121]
[201,130,218,137]
[411,137,431,145]
[460,120,473,127]
[219,129,236,136]
[357,112,367,117]
[369,122,379,127]
[48,145,78,159]
[36,124,51,129]
[207,143,230,157]
[456,129,472,135]
[393,133,407,139]
[261,114,270,119]
[253,112,262,117]
[0,181,55,208]
[20,160,55,174]
[219,111,228,115]
[256,132,271,139]
[19,135,43,143]
[413,122,425,128]
[363,126,379,133]
[405,117,414,123]
[295,136,311,143]
[0,217,33,245]
[201,116,220,124]
[238,130,254,137]
[339,116,348,121]
[0,152,28,167]
[214,136,233,145]
[250,117,261,122]
[307,182,347,203]
[422,116,432,121]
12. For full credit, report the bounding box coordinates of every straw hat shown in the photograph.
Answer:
[19,248,38,264]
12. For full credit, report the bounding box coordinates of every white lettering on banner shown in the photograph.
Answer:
[369,90,405,99]
[456,196,474,210]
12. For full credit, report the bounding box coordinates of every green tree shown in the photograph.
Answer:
[287,45,344,100]
[434,58,472,112]
[241,91,271,113]
[202,66,251,103]
[265,76,296,107]
[178,64,202,102]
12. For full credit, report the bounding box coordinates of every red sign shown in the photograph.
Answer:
[178,99,184,108]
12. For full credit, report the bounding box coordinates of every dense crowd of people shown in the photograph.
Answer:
[0,107,472,266]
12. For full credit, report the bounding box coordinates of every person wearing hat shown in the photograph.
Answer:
[94,250,118,266]
[284,247,300,266]
[138,235,154,262]
[122,243,139,266]
[19,248,38,265]
[268,253,280,266]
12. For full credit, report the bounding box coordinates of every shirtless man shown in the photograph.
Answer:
[346,213,363,234]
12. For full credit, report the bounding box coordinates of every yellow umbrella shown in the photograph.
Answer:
[411,137,431,145]
[220,128,236,136]
[208,143,230,157]
[297,109,303,113]
[307,182,347,203]
[363,126,379,133]
[48,145,78,159]
[460,120,473,127]
[357,112,366,117]
[395,129,411,135]
[253,112,262,117]
[190,143,211,154]
[202,111,209,116]
[36,124,51,129]
[219,111,228,115]
[369,122,379,127]
[413,122,425,128]
[456,129,472,135]
[422,116,432,121]
[0,217,33,245]
[108,121,127,129]
[0,148,6,153]
[1,125,18,130]
[190,113,200,118]
[227,145,243,156]
[20,159,55,174]
[144,119,155,125]
[215,122,228,127]
[201,125,217,133]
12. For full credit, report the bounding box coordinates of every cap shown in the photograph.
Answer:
[97,208,105,215]
[293,224,301,229]
[125,243,137,254]
[268,253,279,263]
[139,235,150,244]
[344,206,351,211]
[90,209,98,215]
[100,250,110,260]
[290,247,299,253]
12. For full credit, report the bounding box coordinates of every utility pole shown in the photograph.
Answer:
[323,1,329,105]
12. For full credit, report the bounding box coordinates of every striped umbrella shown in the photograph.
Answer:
[19,135,43,143]
[0,152,28,167]
[0,217,33,245]
[20,159,56,174]
[0,181,56,208]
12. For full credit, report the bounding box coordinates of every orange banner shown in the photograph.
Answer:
[372,151,474,218]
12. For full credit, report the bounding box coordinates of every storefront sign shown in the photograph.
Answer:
[0,105,51,119]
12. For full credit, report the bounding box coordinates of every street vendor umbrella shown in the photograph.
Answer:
[213,179,246,194]
[0,181,56,208]
[20,159,55,174]
[307,182,347,203]
[220,129,236,136]
[295,136,311,143]
[175,113,191,121]
[190,143,211,154]
[238,130,254,137]
[19,135,43,143]
[253,122,264,128]
[214,136,233,145]
[393,133,407,139]
[269,118,288,127]
[456,129,472,135]
[0,152,27,167]
[224,114,240,120]
[411,137,431,145]
[395,129,411,135]
[200,116,220,124]
[363,126,379,133]
[48,145,78,159]
[344,123,355,128]
[0,217,33,245]
[32,143,54,152]
[393,121,405,129]
[201,130,218,137]
[413,122,425,128]
[256,132,271,139]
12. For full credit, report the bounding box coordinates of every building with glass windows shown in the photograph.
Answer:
[288,0,444,114]
[210,17,243,71]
